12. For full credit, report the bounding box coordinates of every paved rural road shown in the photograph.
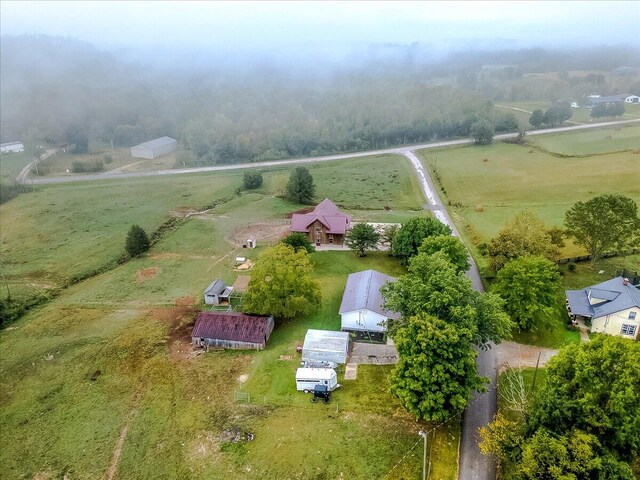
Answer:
[402,150,496,480]
[19,118,640,185]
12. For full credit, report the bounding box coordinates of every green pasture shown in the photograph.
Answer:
[419,135,639,256]
[529,123,640,155]
[1,151,459,479]
[0,154,424,304]
[0,151,32,182]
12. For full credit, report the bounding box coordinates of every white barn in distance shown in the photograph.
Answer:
[339,269,400,333]
[131,136,177,159]
[0,141,25,154]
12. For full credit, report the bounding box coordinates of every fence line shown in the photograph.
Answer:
[556,248,639,265]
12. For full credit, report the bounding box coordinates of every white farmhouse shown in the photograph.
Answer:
[131,136,177,159]
[566,277,640,340]
[339,269,399,334]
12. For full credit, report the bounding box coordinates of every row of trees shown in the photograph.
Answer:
[481,336,640,479]
[529,104,573,128]
[591,102,625,118]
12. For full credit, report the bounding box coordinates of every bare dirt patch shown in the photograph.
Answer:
[238,374,249,383]
[175,295,196,307]
[287,206,314,217]
[170,206,200,217]
[135,267,160,281]
[234,260,254,271]
[232,275,251,292]
[148,305,199,361]
[228,223,290,246]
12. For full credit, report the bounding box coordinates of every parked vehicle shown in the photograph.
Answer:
[295,368,340,393]
[311,385,331,403]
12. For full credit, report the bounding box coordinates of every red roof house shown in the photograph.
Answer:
[290,198,352,246]
[192,312,274,350]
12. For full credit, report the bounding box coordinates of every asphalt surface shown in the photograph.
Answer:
[19,118,640,185]
[401,150,496,480]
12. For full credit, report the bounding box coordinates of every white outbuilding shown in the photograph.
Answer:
[625,95,640,104]
[302,329,350,365]
[339,270,400,334]
[131,136,177,159]
[0,141,25,154]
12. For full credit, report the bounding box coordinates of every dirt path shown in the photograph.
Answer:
[494,341,559,372]
[105,391,142,480]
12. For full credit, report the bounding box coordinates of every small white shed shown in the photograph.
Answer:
[339,270,400,333]
[0,141,25,154]
[302,329,350,365]
[131,136,177,159]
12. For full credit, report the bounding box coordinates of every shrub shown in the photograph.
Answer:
[243,171,263,189]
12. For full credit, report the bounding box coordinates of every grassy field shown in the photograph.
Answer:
[0,154,424,304]
[530,123,640,155]
[0,151,32,182]
[33,146,179,177]
[496,102,640,126]
[0,152,464,479]
[418,126,640,262]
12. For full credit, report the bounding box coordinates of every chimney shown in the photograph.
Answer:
[623,278,629,286]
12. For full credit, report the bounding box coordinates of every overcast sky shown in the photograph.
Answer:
[1,1,639,55]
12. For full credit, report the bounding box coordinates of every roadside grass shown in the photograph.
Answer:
[528,124,640,155]
[0,154,424,304]
[497,367,547,422]
[418,137,639,253]
[0,151,32,181]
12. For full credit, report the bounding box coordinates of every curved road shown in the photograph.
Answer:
[19,118,640,185]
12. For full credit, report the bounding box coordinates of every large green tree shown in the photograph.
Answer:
[392,217,452,263]
[492,256,562,331]
[488,211,560,272]
[390,314,487,422]
[125,224,150,258]
[345,223,380,256]
[529,109,544,128]
[381,224,399,254]
[564,194,640,264]
[242,244,321,319]
[418,235,470,273]
[528,336,640,456]
[286,166,315,204]
[470,119,494,145]
[383,252,512,348]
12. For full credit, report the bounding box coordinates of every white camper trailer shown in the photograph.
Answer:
[295,368,339,393]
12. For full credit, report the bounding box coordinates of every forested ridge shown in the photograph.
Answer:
[2,35,639,165]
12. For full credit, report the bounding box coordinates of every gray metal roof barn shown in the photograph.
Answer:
[302,329,350,364]
[131,136,177,159]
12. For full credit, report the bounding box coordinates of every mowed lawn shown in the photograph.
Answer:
[0,153,456,479]
[0,154,423,303]
[0,151,32,182]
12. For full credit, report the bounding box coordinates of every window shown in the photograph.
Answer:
[329,235,334,244]
[629,311,637,320]
[620,324,637,336]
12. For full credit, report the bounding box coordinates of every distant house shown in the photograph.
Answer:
[625,95,640,104]
[566,277,640,340]
[339,269,400,335]
[290,198,352,246]
[0,141,25,154]
[302,329,350,365]
[204,279,234,305]
[585,95,625,108]
[131,136,177,159]
[191,312,275,350]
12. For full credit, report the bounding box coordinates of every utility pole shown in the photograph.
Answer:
[419,430,427,480]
